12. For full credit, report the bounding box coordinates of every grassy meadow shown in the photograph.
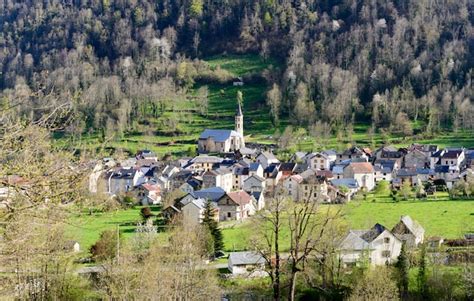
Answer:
[67,193,474,255]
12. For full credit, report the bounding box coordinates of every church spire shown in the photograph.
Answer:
[236,101,243,116]
[235,101,244,137]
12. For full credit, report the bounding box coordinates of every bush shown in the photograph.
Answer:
[90,230,118,262]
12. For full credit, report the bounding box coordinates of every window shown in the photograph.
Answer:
[382,250,391,258]
[227,212,231,218]
[384,237,390,244]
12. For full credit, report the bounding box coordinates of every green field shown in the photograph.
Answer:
[66,206,163,252]
[67,195,473,255]
[222,195,474,252]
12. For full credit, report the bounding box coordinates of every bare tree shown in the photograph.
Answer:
[253,195,287,301]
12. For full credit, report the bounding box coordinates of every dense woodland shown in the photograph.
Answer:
[1,0,473,141]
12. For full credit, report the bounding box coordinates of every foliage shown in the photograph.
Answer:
[348,267,399,301]
[395,243,410,297]
[202,200,224,256]
[140,206,154,221]
[90,229,118,262]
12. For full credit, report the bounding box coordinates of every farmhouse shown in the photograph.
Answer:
[339,223,402,266]
[198,103,245,153]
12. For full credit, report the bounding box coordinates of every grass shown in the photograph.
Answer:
[222,193,474,252]
[66,206,161,253]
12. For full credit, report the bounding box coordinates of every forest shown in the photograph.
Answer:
[1,0,473,146]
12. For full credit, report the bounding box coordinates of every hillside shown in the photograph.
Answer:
[2,0,473,157]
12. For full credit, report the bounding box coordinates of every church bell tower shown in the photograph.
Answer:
[235,102,244,137]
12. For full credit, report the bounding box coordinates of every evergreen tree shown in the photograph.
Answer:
[417,243,428,298]
[202,200,224,256]
[396,242,410,298]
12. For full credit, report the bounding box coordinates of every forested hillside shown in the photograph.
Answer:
[1,0,473,147]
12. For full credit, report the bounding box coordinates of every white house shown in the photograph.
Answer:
[305,152,331,170]
[339,223,403,266]
[228,251,266,276]
[343,162,375,191]
[282,174,303,200]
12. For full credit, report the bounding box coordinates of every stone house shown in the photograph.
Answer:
[228,252,266,276]
[202,167,233,192]
[217,190,255,221]
[337,147,369,164]
[243,175,266,193]
[391,215,425,248]
[187,155,223,172]
[404,149,430,169]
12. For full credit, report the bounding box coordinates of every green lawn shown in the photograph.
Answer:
[222,196,474,252]
[66,206,161,253]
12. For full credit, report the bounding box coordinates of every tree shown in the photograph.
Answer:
[236,90,243,106]
[253,195,286,301]
[287,198,343,301]
[417,243,428,298]
[202,200,223,256]
[98,221,220,300]
[140,206,154,221]
[90,229,119,262]
[395,242,410,298]
[349,267,399,301]
[267,83,282,126]
[196,86,209,116]
[400,180,412,200]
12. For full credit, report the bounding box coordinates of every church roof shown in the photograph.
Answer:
[199,129,242,142]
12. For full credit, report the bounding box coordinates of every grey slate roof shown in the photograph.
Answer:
[193,187,226,202]
[330,178,359,189]
[229,251,265,266]
[199,129,241,142]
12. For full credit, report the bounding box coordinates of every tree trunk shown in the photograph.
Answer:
[273,215,281,301]
[289,269,298,301]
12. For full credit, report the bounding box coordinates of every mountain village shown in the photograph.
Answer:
[87,103,474,274]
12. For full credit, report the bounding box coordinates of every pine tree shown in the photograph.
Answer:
[202,200,224,256]
[417,243,427,298]
[396,242,410,298]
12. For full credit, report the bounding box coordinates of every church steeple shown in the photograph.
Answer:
[235,101,244,137]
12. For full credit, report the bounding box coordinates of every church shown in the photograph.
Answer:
[198,102,245,153]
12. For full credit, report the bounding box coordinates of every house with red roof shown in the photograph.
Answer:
[216,190,256,221]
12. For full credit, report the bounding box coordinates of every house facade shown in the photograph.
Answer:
[339,224,403,266]
[343,162,375,191]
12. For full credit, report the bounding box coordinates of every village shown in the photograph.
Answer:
[87,102,474,276]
